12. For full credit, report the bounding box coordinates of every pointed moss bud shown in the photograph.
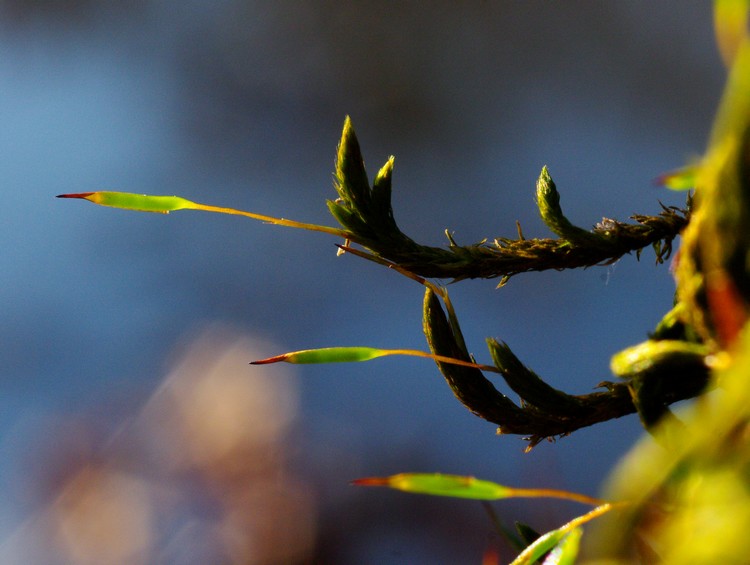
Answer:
[334,116,371,213]
[486,338,586,417]
[535,167,601,245]
[370,156,396,224]
[422,288,533,434]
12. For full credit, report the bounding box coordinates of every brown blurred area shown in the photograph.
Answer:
[2,326,316,564]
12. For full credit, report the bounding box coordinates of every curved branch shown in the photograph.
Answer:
[423,288,709,449]
[329,117,689,285]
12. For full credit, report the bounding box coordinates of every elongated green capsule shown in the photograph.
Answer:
[251,344,500,371]
[252,346,386,365]
[57,192,196,213]
[352,473,511,500]
[58,190,352,238]
[351,472,604,505]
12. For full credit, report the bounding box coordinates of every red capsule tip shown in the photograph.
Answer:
[249,354,288,365]
[56,192,95,199]
[350,477,390,487]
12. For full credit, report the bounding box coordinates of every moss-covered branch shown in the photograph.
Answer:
[329,117,689,285]
[423,288,710,448]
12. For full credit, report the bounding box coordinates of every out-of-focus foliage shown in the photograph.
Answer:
[588,328,750,562]
[585,6,750,562]
[715,0,750,66]
[675,24,750,349]
[2,328,316,564]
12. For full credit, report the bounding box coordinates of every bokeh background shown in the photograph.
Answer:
[0,2,724,563]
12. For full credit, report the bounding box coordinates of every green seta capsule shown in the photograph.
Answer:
[251,344,500,371]
[58,190,352,238]
[56,191,196,214]
[351,473,512,500]
[351,472,605,505]
[251,346,386,365]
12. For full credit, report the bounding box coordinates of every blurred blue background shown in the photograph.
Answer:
[0,2,724,563]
